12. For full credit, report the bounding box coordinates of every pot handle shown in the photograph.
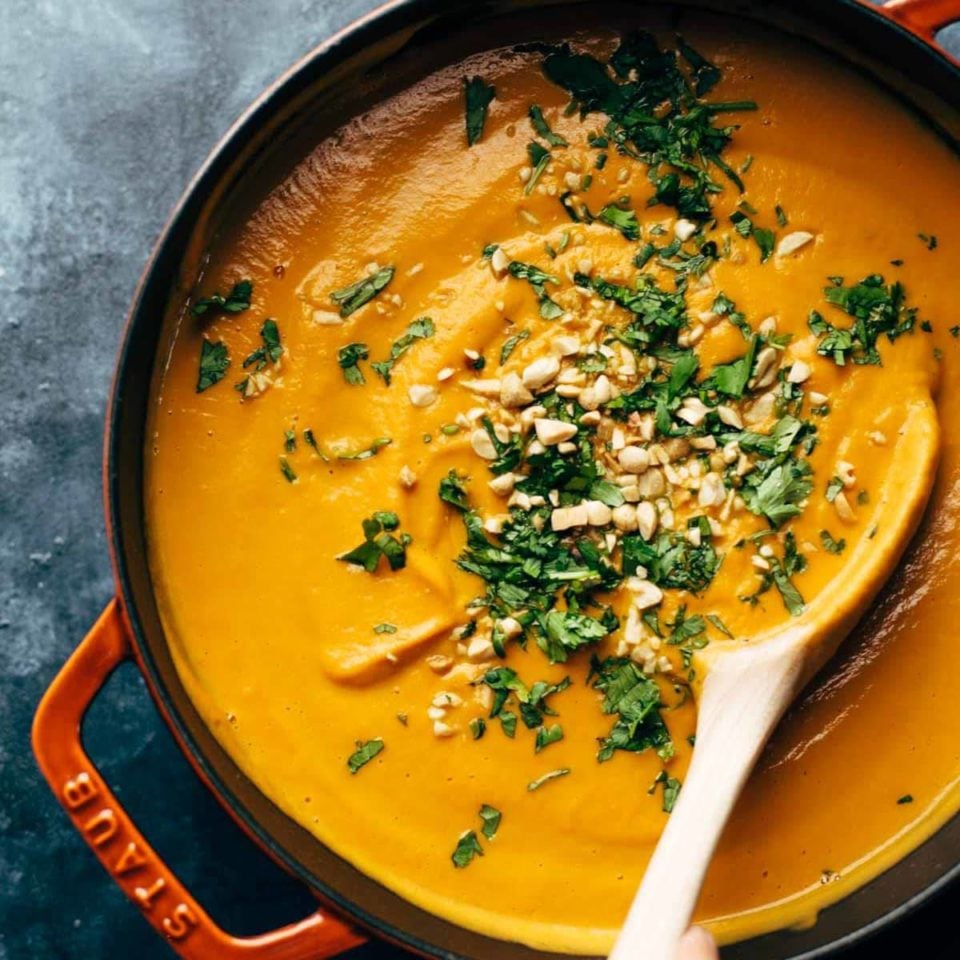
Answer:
[32,600,365,960]
[884,0,960,38]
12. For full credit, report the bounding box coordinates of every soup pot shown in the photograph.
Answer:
[30,1,960,958]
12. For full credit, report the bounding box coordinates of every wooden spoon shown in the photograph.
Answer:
[610,395,940,960]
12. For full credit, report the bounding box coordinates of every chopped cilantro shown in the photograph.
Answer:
[707,613,733,638]
[371,317,435,384]
[439,470,471,511]
[525,141,551,195]
[809,274,918,366]
[527,768,571,791]
[192,279,252,317]
[591,656,671,761]
[535,724,564,752]
[500,329,530,364]
[469,717,486,740]
[622,531,720,593]
[539,34,755,219]
[711,335,759,398]
[373,623,397,634]
[479,804,502,840]
[347,738,384,774]
[483,668,571,728]
[741,532,806,615]
[451,830,483,867]
[330,266,395,317]
[508,260,564,319]
[529,104,568,146]
[741,459,813,527]
[242,319,283,372]
[336,437,392,461]
[819,530,846,554]
[338,342,369,385]
[598,202,641,240]
[650,770,682,812]
[730,211,774,262]
[303,429,328,461]
[196,339,229,392]
[338,512,410,572]
[464,77,495,146]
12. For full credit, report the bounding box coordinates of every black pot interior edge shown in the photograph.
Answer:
[105,2,960,958]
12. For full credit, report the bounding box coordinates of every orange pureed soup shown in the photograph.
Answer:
[147,13,960,954]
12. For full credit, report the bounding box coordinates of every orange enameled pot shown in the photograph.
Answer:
[30,1,960,958]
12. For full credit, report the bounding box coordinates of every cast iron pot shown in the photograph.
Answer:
[31,1,960,958]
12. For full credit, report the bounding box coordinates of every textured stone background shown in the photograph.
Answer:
[1,2,959,958]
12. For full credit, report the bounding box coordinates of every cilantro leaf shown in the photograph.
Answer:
[742,461,813,527]
[591,656,672,761]
[347,738,384,774]
[711,335,758,398]
[192,279,252,317]
[810,275,918,366]
[464,76,495,146]
[539,610,609,663]
[535,724,564,752]
[527,768,571,791]
[525,141,551,195]
[338,342,369,385]
[599,202,641,240]
[439,470,471,511]
[479,804,502,840]
[336,437,392,461]
[330,266,395,317]
[622,532,720,593]
[820,529,846,554]
[451,830,484,867]
[338,513,409,572]
[196,339,229,392]
[529,104,568,147]
[500,329,530,364]
[371,317,435,384]
[508,260,563,320]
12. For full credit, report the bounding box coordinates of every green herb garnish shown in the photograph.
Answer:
[809,274,918,366]
[347,738,384,774]
[529,104,568,147]
[192,279,252,317]
[439,470,471,511]
[464,77,495,146]
[527,768,571,791]
[371,317,435,384]
[479,804,502,840]
[196,339,229,392]
[508,260,564,320]
[451,830,483,867]
[819,530,846,554]
[591,657,671,762]
[338,512,410,572]
[336,437,392,461]
[500,329,530,364]
[338,342,369,385]
[331,266,395,317]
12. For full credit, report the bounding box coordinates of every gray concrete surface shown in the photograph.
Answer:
[1,2,959,958]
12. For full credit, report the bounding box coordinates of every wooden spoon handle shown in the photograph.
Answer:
[609,632,808,960]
